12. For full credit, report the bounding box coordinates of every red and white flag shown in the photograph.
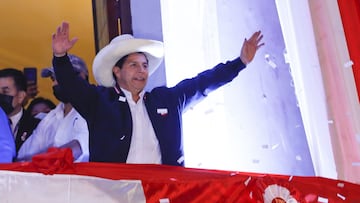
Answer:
[0,148,359,202]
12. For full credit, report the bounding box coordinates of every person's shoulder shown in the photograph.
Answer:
[71,108,87,121]
[21,110,41,124]
[96,85,112,91]
[148,86,171,94]
[96,85,123,100]
[145,86,175,101]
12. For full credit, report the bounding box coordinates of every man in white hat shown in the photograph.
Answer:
[51,22,264,166]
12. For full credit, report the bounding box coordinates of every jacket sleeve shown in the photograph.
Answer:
[71,114,89,162]
[171,57,246,112]
[52,55,98,120]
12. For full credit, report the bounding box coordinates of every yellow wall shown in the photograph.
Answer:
[0,0,96,104]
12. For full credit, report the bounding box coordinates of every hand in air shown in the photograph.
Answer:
[52,22,78,57]
[240,31,264,65]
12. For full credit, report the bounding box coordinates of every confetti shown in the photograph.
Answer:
[343,60,354,68]
[244,177,252,186]
[337,182,345,188]
[318,196,328,203]
[288,176,293,181]
[337,193,346,200]
[159,198,170,203]
[271,144,279,150]
[265,54,277,69]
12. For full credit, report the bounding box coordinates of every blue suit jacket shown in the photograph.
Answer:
[0,107,15,163]
[54,55,246,166]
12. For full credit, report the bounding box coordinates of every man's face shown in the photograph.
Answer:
[114,53,149,95]
[0,77,26,115]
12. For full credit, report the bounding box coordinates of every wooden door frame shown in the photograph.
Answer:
[92,0,132,52]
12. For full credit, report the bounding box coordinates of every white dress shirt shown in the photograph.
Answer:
[122,88,162,164]
[9,108,23,137]
[17,103,89,162]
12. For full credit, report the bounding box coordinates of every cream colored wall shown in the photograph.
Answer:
[0,0,96,104]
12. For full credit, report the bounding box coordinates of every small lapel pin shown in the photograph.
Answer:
[157,108,168,116]
[118,96,126,102]
[21,132,28,141]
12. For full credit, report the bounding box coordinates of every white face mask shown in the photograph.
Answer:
[34,112,48,120]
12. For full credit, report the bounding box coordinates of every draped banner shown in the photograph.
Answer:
[337,0,360,101]
[0,148,359,202]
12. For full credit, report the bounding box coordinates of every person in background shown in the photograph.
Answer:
[0,106,16,163]
[23,67,39,107]
[52,22,263,166]
[23,80,39,107]
[17,54,89,162]
[0,68,40,153]
[26,97,56,119]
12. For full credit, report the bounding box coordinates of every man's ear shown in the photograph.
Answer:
[18,90,27,104]
[112,66,120,77]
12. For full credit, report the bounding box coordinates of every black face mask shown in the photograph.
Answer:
[52,85,70,103]
[0,93,14,115]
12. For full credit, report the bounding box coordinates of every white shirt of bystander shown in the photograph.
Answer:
[17,103,89,162]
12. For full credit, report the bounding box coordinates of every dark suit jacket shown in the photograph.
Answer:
[54,55,246,166]
[14,109,40,153]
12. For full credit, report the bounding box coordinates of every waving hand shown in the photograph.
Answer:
[240,31,264,65]
[52,22,78,57]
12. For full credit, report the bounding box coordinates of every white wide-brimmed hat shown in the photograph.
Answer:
[92,34,164,87]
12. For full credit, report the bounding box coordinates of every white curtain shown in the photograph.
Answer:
[276,0,360,183]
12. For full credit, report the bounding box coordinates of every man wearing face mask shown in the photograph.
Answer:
[17,54,89,162]
[0,68,41,153]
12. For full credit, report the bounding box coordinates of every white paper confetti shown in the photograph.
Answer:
[271,144,279,150]
[343,60,354,68]
[244,177,252,186]
[159,198,170,203]
[265,54,277,69]
[337,193,346,200]
[288,176,293,181]
[318,196,328,203]
[177,156,184,164]
[337,182,345,188]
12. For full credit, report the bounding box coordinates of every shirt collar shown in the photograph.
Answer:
[9,108,23,127]
[119,87,145,104]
